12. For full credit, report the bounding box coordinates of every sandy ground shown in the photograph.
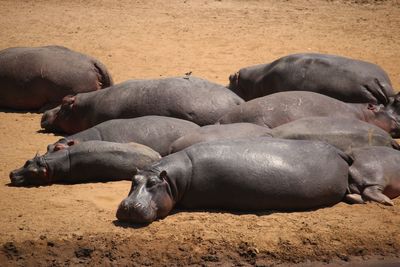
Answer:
[0,0,400,266]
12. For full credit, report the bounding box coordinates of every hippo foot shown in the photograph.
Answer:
[362,186,394,206]
[344,193,365,204]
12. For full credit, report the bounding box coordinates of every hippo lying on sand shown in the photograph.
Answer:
[0,45,113,110]
[228,53,394,103]
[169,123,272,153]
[10,141,160,186]
[346,146,400,206]
[271,117,399,153]
[116,138,350,223]
[47,116,200,156]
[218,91,400,138]
[41,76,244,134]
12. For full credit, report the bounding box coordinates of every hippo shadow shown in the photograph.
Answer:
[0,108,42,114]
[112,220,151,229]
[5,179,131,188]
[36,129,66,136]
[112,206,331,227]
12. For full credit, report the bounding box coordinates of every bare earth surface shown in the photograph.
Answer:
[0,0,400,266]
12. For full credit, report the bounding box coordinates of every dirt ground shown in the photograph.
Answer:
[1,0,400,266]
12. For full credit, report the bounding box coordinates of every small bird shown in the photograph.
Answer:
[184,71,192,79]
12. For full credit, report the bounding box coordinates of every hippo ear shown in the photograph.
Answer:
[61,95,76,109]
[367,103,381,112]
[159,170,168,181]
[67,140,76,146]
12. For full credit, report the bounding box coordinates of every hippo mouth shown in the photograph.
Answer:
[116,200,157,224]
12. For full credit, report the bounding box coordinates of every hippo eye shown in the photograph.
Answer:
[146,177,159,188]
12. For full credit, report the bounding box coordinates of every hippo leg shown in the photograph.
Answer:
[362,185,394,206]
[344,193,365,204]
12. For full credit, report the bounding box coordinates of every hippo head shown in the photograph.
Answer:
[367,103,400,138]
[41,95,79,134]
[9,154,50,186]
[116,170,174,224]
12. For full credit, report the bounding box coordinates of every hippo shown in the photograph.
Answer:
[40,76,244,134]
[47,116,200,156]
[346,146,400,206]
[218,91,400,138]
[9,141,160,186]
[271,117,399,153]
[169,123,272,153]
[228,53,394,103]
[116,137,350,223]
[0,45,113,110]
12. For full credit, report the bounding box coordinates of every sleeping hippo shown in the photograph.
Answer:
[218,91,400,138]
[271,117,399,153]
[0,45,113,110]
[9,141,160,186]
[346,146,400,206]
[228,53,394,103]
[40,76,244,134]
[47,116,200,156]
[169,123,272,153]
[116,138,350,223]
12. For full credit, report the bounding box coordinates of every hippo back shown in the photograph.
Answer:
[0,46,113,110]
[48,116,200,156]
[41,76,244,134]
[169,123,272,153]
[218,91,362,128]
[178,137,349,211]
[66,141,161,180]
[229,53,394,103]
[271,117,399,153]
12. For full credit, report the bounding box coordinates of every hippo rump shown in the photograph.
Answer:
[41,76,244,134]
[271,117,400,153]
[228,53,394,103]
[346,146,400,206]
[169,123,272,153]
[47,116,200,156]
[116,137,350,223]
[218,91,400,138]
[9,141,161,186]
[0,45,113,110]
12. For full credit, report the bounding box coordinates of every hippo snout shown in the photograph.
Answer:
[9,170,25,186]
[40,112,52,130]
[116,199,157,224]
[40,106,61,132]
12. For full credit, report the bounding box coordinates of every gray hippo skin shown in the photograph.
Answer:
[346,146,400,206]
[271,117,400,153]
[0,45,113,110]
[116,138,350,223]
[169,123,272,153]
[47,116,200,156]
[9,141,161,186]
[228,53,394,103]
[218,91,400,138]
[41,76,244,134]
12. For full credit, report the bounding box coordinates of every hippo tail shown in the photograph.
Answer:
[391,139,400,150]
[93,60,114,89]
